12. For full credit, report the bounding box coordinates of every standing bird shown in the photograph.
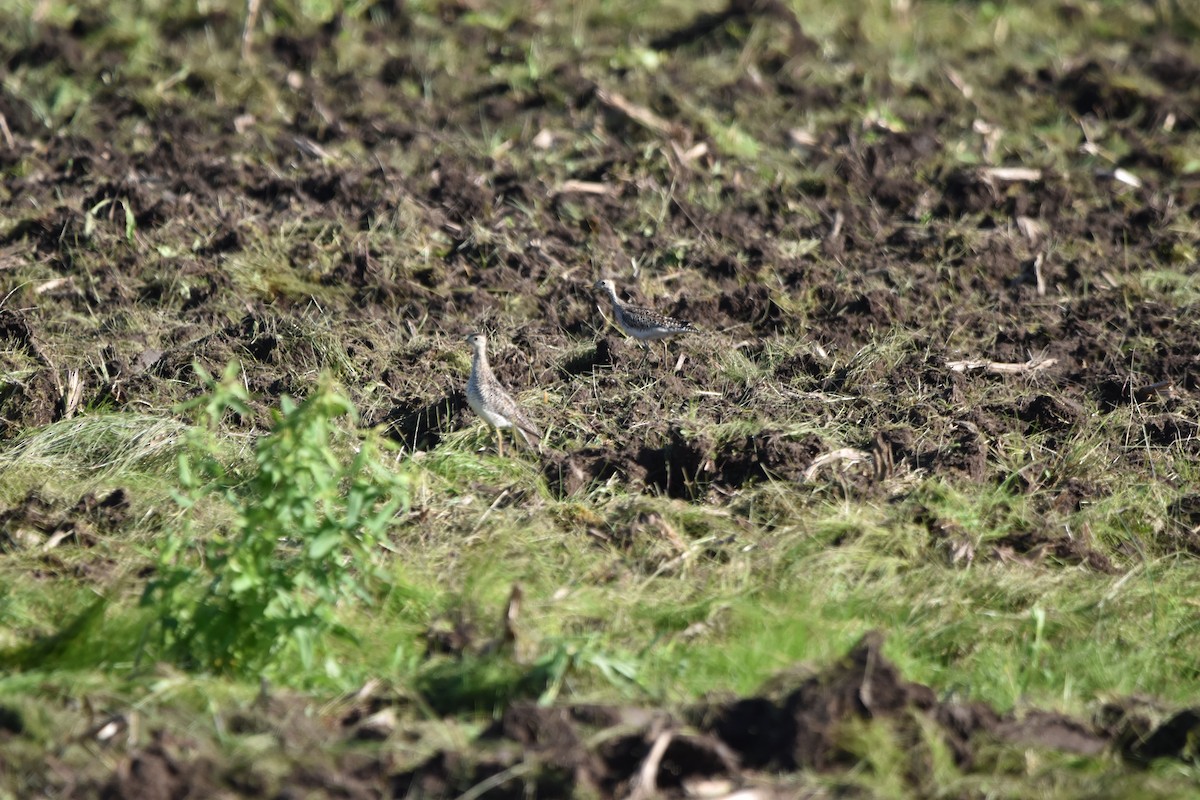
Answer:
[465,332,541,457]
[593,279,699,362]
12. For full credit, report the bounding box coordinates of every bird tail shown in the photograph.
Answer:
[514,424,542,453]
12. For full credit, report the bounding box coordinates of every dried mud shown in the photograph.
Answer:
[4,0,1200,794]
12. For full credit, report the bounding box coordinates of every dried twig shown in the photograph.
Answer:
[946,356,1058,375]
[1010,251,1048,297]
[59,369,83,420]
[596,89,680,138]
[292,136,334,161]
[827,209,845,243]
[1106,168,1142,188]
[34,277,70,295]
[982,166,1042,182]
[554,180,615,197]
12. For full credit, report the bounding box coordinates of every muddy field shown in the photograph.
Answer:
[4,3,1199,457]
[4,0,1200,796]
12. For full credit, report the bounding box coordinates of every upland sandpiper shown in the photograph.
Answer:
[465,332,541,456]
[594,279,698,361]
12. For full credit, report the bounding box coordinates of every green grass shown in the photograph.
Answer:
[2,388,1200,790]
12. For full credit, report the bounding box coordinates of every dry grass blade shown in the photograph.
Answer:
[241,0,261,61]
[669,140,708,166]
[1017,215,1046,246]
[454,762,533,800]
[803,448,870,481]
[56,369,84,420]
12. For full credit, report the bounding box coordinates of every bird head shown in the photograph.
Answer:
[465,332,487,353]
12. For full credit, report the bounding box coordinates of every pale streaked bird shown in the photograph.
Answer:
[465,332,541,457]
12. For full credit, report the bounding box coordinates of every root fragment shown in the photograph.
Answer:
[625,727,674,800]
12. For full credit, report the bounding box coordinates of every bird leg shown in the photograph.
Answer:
[639,340,652,366]
[496,428,505,458]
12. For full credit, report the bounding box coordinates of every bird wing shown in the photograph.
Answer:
[490,384,542,439]
[623,303,697,332]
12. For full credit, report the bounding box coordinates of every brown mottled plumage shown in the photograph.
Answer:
[594,279,698,361]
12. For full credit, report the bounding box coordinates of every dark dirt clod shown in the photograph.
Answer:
[543,446,637,498]
[990,527,1117,573]
[1014,393,1087,434]
[559,338,615,377]
[994,710,1110,756]
[100,733,219,800]
[714,432,825,485]
[482,703,598,774]
[689,633,939,772]
[1120,708,1200,764]
[0,705,25,737]
[380,394,465,452]
[636,426,713,500]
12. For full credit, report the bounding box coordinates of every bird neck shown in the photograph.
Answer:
[472,348,491,375]
[604,285,622,307]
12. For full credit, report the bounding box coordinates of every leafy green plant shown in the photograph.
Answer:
[141,363,409,680]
